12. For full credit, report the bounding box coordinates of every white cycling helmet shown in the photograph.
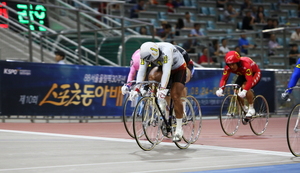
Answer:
[140,42,160,62]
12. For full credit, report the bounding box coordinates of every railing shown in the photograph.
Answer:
[1,0,157,66]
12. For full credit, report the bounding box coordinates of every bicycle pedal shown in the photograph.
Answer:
[242,118,249,125]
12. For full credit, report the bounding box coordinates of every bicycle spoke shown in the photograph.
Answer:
[287,104,300,157]
[220,95,241,136]
[250,95,269,135]
[174,97,195,149]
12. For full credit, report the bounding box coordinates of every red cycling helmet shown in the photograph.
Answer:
[225,51,241,64]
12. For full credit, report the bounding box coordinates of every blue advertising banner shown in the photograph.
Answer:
[0,61,129,116]
[0,61,275,116]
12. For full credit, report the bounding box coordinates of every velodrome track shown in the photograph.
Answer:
[1,117,300,173]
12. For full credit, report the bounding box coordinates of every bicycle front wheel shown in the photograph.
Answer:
[287,104,300,157]
[219,95,241,136]
[250,95,269,135]
[186,95,202,144]
[122,95,139,138]
[174,97,195,149]
[133,97,162,151]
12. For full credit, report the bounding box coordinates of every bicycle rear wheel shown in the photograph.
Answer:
[174,97,195,149]
[219,95,241,136]
[122,95,139,138]
[250,95,269,135]
[186,95,202,144]
[133,97,162,151]
[286,104,300,157]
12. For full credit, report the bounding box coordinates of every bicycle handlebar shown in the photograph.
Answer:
[220,84,240,89]
[284,85,300,93]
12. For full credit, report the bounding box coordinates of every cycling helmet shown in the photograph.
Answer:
[225,51,241,64]
[140,42,160,62]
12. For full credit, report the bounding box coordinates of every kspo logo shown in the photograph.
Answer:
[3,68,19,75]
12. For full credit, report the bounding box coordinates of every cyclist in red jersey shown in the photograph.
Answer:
[215,51,261,119]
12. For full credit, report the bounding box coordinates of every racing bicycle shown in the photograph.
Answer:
[122,80,151,138]
[219,84,269,136]
[285,86,300,157]
[132,81,202,151]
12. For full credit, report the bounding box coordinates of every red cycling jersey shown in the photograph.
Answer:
[219,57,261,91]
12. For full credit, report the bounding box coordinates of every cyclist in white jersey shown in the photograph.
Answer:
[132,42,187,142]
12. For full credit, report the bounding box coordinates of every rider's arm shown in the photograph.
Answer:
[219,68,230,89]
[287,59,300,93]
[243,63,255,91]
[160,48,173,88]
[127,60,137,84]
[136,58,148,83]
[127,49,140,84]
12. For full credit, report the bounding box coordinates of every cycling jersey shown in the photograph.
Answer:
[136,42,186,88]
[175,45,194,75]
[219,56,261,91]
[287,58,300,93]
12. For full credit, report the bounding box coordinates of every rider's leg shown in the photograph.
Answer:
[182,68,191,116]
[245,72,261,118]
[185,68,192,83]
[148,66,161,82]
[171,82,185,141]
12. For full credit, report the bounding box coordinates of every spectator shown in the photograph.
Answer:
[273,19,279,28]
[130,0,145,18]
[198,47,214,64]
[234,45,244,56]
[189,23,204,37]
[159,23,175,43]
[172,0,184,8]
[156,21,168,36]
[289,44,300,65]
[240,0,253,15]
[254,12,266,24]
[189,23,204,46]
[183,12,194,29]
[219,38,230,54]
[256,5,266,18]
[224,4,239,23]
[175,18,184,36]
[250,5,257,18]
[209,39,221,62]
[149,0,159,5]
[54,50,65,64]
[268,33,283,56]
[216,0,228,9]
[242,10,255,30]
[262,18,274,39]
[139,26,148,35]
[238,32,255,55]
[182,39,196,53]
[166,0,175,13]
[291,28,300,42]
[96,2,107,21]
